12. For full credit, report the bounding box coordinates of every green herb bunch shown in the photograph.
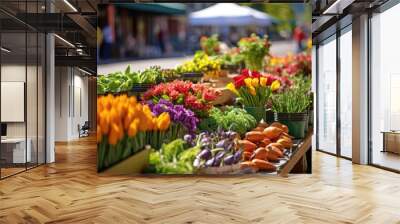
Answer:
[271,76,312,113]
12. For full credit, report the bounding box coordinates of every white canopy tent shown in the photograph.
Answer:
[189,3,275,27]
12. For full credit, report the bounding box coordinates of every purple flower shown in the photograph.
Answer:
[147,100,199,133]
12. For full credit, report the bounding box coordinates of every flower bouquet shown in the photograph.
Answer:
[226,69,280,122]
[97,94,171,171]
[238,33,270,71]
[143,80,219,118]
[267,52,311,77]
[176,51,222,81]
[200,34,220,56]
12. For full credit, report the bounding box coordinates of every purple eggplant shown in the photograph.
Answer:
[205,158,215,167]
[215,140,226,149]
[224,142,234,151]
[233,150,243,163]
[183,134,192,143]
[200,137,211,145]
[197,149,211,160]
[213,151,225,167]
[223,155,235,165]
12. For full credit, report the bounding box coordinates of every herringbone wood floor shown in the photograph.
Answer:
[1,136,400,224]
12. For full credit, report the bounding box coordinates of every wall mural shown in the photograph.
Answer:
[97,3,313,175]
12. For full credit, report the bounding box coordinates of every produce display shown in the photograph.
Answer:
[192,130,243,174]
[97,66,180,94]
[199,106,257,135]
[239,122,293,172]
[148,139,200,174]
[97,33,312,175]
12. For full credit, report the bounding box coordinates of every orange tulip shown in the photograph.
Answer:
[124,109,135,130]
[108,123,121,145]
[128,121,138,137]
[99,111,110,135]
[97,125,102,143]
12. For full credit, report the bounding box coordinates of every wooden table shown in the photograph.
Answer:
[279,131,312,177]
[381,131,400,154]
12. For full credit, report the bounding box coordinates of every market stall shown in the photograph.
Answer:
[97,33,312,176]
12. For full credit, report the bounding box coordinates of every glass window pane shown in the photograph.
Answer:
[317,36,337,154]
[339,28,352,158]
[371,4,400,171]
[27,31,38,169]
[1,31,27,177]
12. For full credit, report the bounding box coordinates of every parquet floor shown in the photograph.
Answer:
[1,136,400,224]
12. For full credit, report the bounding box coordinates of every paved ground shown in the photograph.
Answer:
[97,40,297,74]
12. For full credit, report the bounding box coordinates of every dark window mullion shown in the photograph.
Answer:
[336,22,341,157]
[25,1,28,171]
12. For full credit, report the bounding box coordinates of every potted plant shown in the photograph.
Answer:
[238,33,270,71]
[226,69,280,122]
[271,77,312,139]
[200,34,220,56]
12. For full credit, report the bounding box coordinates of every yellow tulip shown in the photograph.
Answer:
[244,78,253,88]
[128,121,138,137]
[157,112,170,131]
[260,77,267,87]
[249,86,256,96]
[271,80,281,91]
[251,78,259,88]
[226,83,239,95]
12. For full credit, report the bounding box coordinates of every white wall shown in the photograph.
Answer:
[55,67,89,141]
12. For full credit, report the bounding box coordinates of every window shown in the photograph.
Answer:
[370,3,400,171]
[317,35,337,154]
[339,27,352,158]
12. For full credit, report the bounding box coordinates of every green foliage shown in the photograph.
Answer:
[241,3,296,33]
[148,139,201,174]
[271,76,312,113]
[199,106,257,135]
[97,65,180,94]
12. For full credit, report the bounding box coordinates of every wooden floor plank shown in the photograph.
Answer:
[0,136,399,223]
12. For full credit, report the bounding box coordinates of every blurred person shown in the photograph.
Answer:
[293,26,306,53]
[229,27,240,46]
[125,32,137,57]
[158,29,166,54]
[101,24,114,60]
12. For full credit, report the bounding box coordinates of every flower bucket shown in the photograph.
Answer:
[101,146,151,175]
[244,57,264,72]
[274,112,308,139]
[265,109,275,124]
[182,72,203,83]
[308,109,314,126]
[244,106,265,122]
[304,111,309,133]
